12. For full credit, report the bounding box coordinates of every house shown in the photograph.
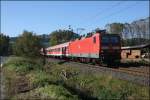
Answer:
[121,44,150,59]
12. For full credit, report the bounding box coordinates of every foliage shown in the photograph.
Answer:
[65,73,149,100]
[44,62,80,82]
[3,57,149,100]
[3,65,19,99]
[13,30,42,58]
[49,29,80,46]
[122,38,150,46]
[0,33,10,56]
[27,70,52,88]
[121,59,150,66]
[43,62,149,99]
[3,57,42,74]
[12,85,79,100]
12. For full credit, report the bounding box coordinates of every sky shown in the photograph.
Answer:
[1,1,149,37]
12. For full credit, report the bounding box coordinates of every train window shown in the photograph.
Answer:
[93,37,96,43]
[102,36,109,44]
[111,37,119,44]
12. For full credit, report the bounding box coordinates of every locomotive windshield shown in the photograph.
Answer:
[101,35,120,45]
[101,37,109,45]
[110,36,119,44]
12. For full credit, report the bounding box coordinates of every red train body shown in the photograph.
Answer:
[69,33,100,58]
[45,31,121,64]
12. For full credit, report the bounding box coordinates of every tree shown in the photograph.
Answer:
[0,33,10,56]
[13,30,42,58]
[49,29,80,46]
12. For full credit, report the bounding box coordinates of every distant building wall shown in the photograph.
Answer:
[121,49,141,59]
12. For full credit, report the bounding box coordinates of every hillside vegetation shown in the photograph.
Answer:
[106,17,150,46]
[0,33,10,56]
[49,29,80,46]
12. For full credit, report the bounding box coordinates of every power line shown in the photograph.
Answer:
[80,1,124,25]
[83,1,140,29]
[97,2,139,22]
[72,1,129,34]
[86,1,123,22]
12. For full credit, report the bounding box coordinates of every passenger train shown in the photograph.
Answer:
[42,30,121,65]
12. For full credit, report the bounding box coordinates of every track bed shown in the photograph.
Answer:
[47,58,150,86]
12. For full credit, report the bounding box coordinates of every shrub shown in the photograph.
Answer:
[44,62,80,81]
[12,85,79,100]
[13,30,42,58]
[3,57,42,74]
[66,73,149,99]
[27,70,56,88]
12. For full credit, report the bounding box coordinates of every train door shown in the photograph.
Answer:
[62,47,67,56]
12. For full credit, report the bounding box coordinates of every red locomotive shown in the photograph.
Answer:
[45,30,121,64]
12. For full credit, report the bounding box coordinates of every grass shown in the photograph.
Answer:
[43,61,149,99]
[12,85,79,100]
[3,57,42,74]
[120,59,150,67]
[3,57,150,100]
[27,70,51,88]
[3,57,80,100]
[65,73,149,99]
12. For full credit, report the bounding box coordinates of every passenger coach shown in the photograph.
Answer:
[46,42,70,58]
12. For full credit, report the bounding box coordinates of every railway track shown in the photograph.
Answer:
[47,58,150,86]
[72,62,149,78]
[118,67,149,77]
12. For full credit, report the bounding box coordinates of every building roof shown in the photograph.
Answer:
[121,43,150,50]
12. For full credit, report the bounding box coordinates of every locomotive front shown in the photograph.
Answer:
[100,34,121,64]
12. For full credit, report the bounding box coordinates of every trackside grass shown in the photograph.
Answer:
[12,85,79,100]
[2,57,150,100]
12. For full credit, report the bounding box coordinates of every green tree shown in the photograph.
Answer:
[0,33,10,56]
[49,29,80,46]
[13,30,42,58]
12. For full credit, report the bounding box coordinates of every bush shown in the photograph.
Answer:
[43,62,149,99]
[44,62,80,81]
[3,57,42,74]
[12,85,79,100]
[13,30,42,58]
[65,73,149,99]
[121,59,150,66]
[3,58,149,100]
[27,70,55,88]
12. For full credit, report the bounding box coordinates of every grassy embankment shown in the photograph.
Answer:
[3,57,149,100]
[120,59,150,67]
